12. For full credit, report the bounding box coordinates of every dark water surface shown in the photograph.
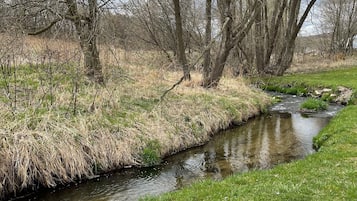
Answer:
[25,94,343,201]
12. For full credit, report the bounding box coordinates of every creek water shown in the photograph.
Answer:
[22,94,343,201]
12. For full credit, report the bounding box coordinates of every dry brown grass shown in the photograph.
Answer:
[0,36,271,199]
[289,53,357,73]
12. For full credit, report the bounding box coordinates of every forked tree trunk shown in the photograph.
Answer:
[203,0,259,88]
[208,45,232,87]
[262,0,287,72]
[267,0,316,75]
[274,41,296,75]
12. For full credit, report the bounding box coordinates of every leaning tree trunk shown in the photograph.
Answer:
[272,0,299,75]
[274,41,296,75]
[267,0,316,76]
[202,0,234,88]
[203,7,234,88]
[208,44,232,87]
[203,0,259,88]
[262,0,287,72]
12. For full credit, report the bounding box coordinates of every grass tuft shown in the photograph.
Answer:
[141,140,162,166]
[300,98,328,111]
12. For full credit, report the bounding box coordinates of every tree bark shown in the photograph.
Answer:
[202,0,212,85]
[262,0,287,70]
[266,0,317,75]
[66,0,104,84]
[203,0,259,88]
[254,0,264,74]
[80,32,103,83]
[173,0,190,80]
[203,0,234,88]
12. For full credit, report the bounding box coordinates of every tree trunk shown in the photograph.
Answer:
[272,0,300,75]
[66,0,104,84]
[80,33,104,84]
[263,0,287,69]
[266,0,317,75]
[202,0,212,85]
[208,44,232,87]
[275,41,296,76]
[203,0,259,88]
[254,0,264,74]
[173,0,191,80]
[203,0,234,88]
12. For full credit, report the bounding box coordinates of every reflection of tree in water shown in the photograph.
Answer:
[221,113,314,171]
[204,148,219,173]
[174,161,185,189]
[30,109,333,201]
[172,153,208,188]
[291,113,330,155]
[170,112,329,189]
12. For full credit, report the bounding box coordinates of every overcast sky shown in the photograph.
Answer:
[300,0,324,36]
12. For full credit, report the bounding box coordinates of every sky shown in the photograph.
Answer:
[116,0,324,37]
[300,0,324,36]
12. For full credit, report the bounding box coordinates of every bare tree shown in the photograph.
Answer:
[203,0,260,87]
[173,0,191,80]
[254,0,265,74]
[8,0,110,84]
[64,0,104,83]
[264,0,317,75]
[127,0,176,60]
[202,0,212,85]
[321,0,357,54]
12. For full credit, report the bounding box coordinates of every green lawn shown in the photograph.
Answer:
[263,67,357,91]
[143,67,357,201]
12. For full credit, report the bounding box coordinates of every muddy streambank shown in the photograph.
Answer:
[14,94,343,201]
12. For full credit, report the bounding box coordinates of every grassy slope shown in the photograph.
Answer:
[266,67,357,90]
[0,62,271,199]
[144,67,357,201]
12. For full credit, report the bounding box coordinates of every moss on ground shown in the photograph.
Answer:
[144,67,357,201]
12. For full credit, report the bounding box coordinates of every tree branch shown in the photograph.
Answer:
[294,0,317,39]
[28,18,62,35]
[99,0,113,9]
[160,76,185,101]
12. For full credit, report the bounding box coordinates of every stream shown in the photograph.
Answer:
[21,94,343,201]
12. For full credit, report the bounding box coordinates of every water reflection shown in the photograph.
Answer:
[31,111,332,201]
